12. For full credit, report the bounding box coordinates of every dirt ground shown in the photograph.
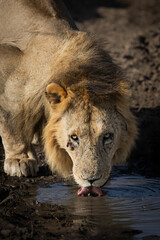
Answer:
[0,0,160,239]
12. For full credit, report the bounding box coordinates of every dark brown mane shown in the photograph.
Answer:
[50,33,128,102]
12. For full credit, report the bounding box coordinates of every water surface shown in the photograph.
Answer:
[37,173,160,239]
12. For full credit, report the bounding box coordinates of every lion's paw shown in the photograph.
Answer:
[4,158,38,177]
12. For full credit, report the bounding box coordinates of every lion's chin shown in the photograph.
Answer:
[77,186,104,196]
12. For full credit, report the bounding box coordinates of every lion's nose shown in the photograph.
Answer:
[88,178,97,185]
[83,176,101,185]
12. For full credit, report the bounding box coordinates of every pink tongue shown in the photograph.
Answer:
[77,186,104,196]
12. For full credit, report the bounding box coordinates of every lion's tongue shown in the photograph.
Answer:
[77,186,104,196]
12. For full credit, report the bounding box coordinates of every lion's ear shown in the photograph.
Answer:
[45,83,67,105]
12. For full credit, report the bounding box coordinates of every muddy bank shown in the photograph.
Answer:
[0,0,160,239]
[0,174,84,240]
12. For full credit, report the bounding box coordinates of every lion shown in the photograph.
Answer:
[0,0,137,196]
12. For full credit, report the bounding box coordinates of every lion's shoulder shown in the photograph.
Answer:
[0,0,76,51]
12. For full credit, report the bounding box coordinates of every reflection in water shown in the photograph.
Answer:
[37,174,160,240]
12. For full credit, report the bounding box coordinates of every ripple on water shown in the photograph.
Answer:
[37,174,160,239]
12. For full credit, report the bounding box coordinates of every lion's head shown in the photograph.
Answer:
[42,32,137,196]
[44,79,137,196]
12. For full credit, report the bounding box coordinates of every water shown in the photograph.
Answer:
[37,173,160,239]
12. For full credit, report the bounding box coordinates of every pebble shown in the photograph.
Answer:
[1,229,11,237]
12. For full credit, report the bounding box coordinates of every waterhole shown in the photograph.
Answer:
[37,172,160,240]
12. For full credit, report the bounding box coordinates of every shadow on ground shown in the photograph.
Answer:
[129,107,160,176]
[64,0,129,21]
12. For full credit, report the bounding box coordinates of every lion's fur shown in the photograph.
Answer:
[0,0,137,182]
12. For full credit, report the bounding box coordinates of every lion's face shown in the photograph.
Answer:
[55,102,127,188]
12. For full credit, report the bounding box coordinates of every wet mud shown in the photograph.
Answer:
[0,0,160,239]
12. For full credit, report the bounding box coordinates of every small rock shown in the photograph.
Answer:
[1,229,11,237]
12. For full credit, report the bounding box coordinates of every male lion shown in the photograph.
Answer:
[0,0,137,196]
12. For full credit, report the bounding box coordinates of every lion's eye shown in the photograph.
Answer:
[103,133,114,145]
[71,134,79,142]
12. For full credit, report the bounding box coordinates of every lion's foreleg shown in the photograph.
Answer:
[0,110,38,177]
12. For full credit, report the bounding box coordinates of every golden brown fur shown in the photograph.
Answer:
[0,0,137,186]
